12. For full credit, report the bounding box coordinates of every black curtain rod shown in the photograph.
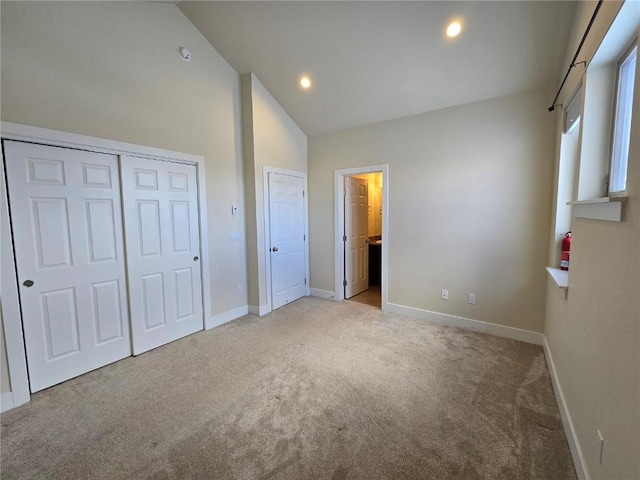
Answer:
[548,0,604,112]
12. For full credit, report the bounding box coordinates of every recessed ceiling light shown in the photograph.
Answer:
[300,76,311,89]
[446,21,462,38]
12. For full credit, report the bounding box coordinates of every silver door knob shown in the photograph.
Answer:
[23,280,34,287]
[193,256,199,261]
[272,247,278,252]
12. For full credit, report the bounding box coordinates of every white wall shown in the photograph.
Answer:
[1,2,248,393]
[309,88,555,333]
[240,73,308,310]
[544,2,639,478]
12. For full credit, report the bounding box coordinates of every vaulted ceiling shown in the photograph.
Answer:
[179,1,576,136]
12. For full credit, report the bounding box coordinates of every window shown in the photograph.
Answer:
[551,2,637,224]
[609,43,637,195]
[564,86,582,134]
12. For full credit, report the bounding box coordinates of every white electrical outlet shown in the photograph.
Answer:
[231,205,238,215]
[230,231,240,241]
[237,284,244,294]
[441,289,448,300]
[468,293,476,305]
[597,430,604,464]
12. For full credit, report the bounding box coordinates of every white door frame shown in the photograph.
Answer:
[0,121,212,409]
[334,165,389,310]
[1,148,30,410]
[263,166,310,314]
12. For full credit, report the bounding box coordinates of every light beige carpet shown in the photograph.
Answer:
[1,297,576,479]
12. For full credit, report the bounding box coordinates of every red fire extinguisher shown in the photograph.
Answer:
[561,232,571,271]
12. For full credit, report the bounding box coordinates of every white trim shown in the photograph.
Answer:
[262,166,310,315]
[334,165,389,311]
[334,173,344,302]
[194,157,213,329]
[0,122,213,409]
[207,305,249,330]
[566,196,627,205]
[249,305,270,317]
[543,336,589,480]
[546,267,569,289]
[386,302,544,346]
[546,267,569,299]
[309,288,336,300]
[0,147,31,409]
[571,201,623,222]
[0,122,202,164]
[1,393,15,413]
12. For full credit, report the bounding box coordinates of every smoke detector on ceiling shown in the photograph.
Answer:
[179,47,191,62]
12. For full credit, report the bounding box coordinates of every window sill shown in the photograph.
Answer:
[566,196,626,221]
[546,267,568,298]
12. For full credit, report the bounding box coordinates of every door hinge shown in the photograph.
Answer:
[305,278,307,285]
[343,235,347,242]
[303,190,305,197]
[304,234,306,241]
[343,280,347,287]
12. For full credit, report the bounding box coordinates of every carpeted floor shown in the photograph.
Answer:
[1,297,576,479]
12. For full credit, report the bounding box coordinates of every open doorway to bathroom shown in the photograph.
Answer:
[345,173,382,308]
[334,165,388,311]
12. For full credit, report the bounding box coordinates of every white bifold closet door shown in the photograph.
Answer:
[120,156,203,355]
[4,141,131,392]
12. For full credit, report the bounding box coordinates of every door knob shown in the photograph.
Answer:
[23,279,34,288]
[272,247,278,252]
[193,256,199,261]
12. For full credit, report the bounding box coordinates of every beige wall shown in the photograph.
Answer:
[544,2,639,478]
[0,1,248,317]
[240,73,308,309]
[309,88,555,333]
[0,1,250,396]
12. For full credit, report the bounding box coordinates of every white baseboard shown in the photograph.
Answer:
[1,392,14,413]
[249,304,270,317]
[309,288,335,300]
[206,305,249,330]
[543,337,589,480]
[386,303,544,346]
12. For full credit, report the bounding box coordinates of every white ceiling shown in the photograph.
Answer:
[179,1,577,136]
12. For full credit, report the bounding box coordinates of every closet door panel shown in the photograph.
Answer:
[121,156,203,355]
[4,141,131,392]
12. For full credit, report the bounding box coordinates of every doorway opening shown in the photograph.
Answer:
[334,165,388,311]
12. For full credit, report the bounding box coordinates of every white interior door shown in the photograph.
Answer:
[121,156,203,355]
[268,172,306,310]
[345,176,368,298]
[4,141,131,392]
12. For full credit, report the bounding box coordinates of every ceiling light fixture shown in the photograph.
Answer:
[446,21,462,38]
[300,76,311,89]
